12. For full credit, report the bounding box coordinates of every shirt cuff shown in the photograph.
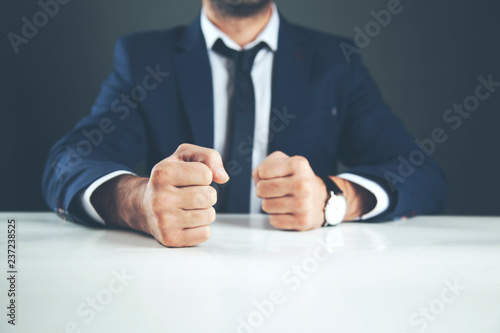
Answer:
[337,173,390,221]
[79,170,136,224]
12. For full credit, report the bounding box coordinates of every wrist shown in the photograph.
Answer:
[91,174,150,233]
[331,176,376,220]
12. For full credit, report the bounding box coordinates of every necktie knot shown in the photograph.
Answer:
[213,38,268,72]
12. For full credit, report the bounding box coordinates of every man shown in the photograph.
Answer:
[42,0,447,247]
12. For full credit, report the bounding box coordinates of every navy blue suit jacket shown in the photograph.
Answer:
[42,14,447,225]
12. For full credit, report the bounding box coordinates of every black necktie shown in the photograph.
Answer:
[212,38,269,213]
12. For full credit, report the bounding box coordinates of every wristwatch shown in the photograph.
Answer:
[320,176,347,227]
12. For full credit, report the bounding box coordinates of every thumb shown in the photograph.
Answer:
[173,144,229,184]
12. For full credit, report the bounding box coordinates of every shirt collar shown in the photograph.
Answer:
[200,2,279,52]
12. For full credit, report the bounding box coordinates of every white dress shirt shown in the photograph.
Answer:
[80,3,389,223]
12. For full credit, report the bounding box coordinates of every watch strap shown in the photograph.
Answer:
[320,176,343,196]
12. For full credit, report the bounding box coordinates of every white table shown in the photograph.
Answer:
[1,213,499,333]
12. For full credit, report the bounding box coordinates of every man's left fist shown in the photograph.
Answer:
[252,151,328,231]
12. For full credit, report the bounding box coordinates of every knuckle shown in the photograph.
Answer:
[269,215,286,229]
[201,226,211,241]
[296,216,310,229]
[270,151,286,158]
[177,143,191,152]
[205,149,221,163]
[151,163,174,183]
[200,149,222,173]
[162,235,179,247]
[290,156,309,171]
[194,187,215,207]
[193,163,213,185]
[257,165,268,178]
[150,164,162,179]
[261,199,271,213]
[200,165,213,184]
[255,181,266,197]
[252,167,258,178]
[269,215,280,228]
[208,187,218,206]
[252,167,260,181]
[158,228,180,247]
[206,207,216,223]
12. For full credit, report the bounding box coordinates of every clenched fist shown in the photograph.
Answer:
[253,151,375,231]
[252,151,329,231]
[92,144,229,247]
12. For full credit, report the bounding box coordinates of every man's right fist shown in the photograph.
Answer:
[91,144,229,248]
[143,144,229,247]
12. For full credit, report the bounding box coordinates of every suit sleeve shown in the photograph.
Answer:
[41,37,148,225]
[338,50,447,221]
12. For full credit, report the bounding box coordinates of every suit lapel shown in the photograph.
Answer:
[268,16,313,156]
[173,17,214,148]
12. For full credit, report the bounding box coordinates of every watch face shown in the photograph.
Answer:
[325,193,347,226]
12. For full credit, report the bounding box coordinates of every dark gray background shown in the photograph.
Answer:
[1,0,499,214]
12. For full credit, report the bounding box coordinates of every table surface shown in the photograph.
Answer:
[1,213,499,333]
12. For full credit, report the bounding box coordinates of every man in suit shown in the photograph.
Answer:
[42,0,447,247]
